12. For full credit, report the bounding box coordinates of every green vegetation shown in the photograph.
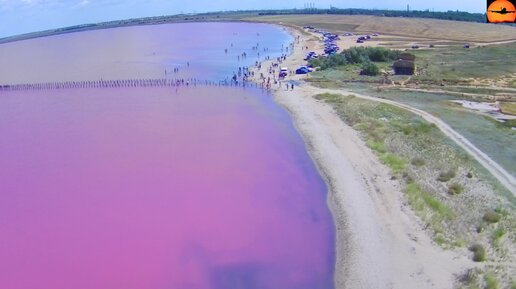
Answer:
[483,211,501,223]
[411,157,425,167]
[469,243,487,262]
[421,190,453,218]
[309,46,400,71]
[314,92,460,234]
[314,92,515,287]
[361,62,380,76]
[484,272,499,289]
[491,228,505,245]
[411,43,516,83]
[500,102,516,115]
[448,183,463,195]
[457,269,479,289]
[338,88,516,181]
[499,119,516,129]
[366,140,386,153]
[380,153,406,173]
[437,169,456,182]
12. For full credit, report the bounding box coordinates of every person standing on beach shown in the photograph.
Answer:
[291,83,294,90]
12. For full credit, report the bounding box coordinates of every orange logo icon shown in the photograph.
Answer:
[487,0,516,23]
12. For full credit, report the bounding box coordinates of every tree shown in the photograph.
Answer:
[361,62,380,76]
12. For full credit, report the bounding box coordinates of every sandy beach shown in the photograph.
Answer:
[250,25,473,289]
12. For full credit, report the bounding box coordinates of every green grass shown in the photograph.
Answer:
[313,92,348,103]
[499,119,516,129]
[366,140,387,153]
[434,234,446,246]
[307,62,392,87]
[311,92,516,276]
[484,272,499,289]
[380,153,406,174]
[338,87,516,189]
[405,182,426,211]
[308,43,516,85]
[422,191,454,218]
[405,181,454,219]
[491,228,505,246]
[315,92,459,232]
[412,43,516,83]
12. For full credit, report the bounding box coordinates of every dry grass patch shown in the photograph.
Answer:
[245,15,516,42]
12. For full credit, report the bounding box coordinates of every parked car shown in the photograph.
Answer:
[279,67,288,78]
[296,67,311,74]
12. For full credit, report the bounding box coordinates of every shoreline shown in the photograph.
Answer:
[250,25,473,288]
[1,18,479,288]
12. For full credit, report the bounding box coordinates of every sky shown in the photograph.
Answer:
[0,0,486,38]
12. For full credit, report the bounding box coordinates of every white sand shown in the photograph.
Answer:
[251,26,473,289]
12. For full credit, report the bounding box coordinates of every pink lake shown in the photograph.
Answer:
[0,23,335,289]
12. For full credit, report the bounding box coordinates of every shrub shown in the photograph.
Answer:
[484,272,499,289]
[402,171,413,183]
[492,228,505,245]
[457,269,476,285]
[361,62,380,76]
[468,243,486,262]
[434,234,446,246]
[310,47,400,70]
[483,211,501,223]
[448,183,463,195]
[401,125,413,135]
[411,157,425,167]
[437,169,456,182]
[466,171,473,178]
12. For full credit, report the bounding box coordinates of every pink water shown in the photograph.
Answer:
[0,23,334,289]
